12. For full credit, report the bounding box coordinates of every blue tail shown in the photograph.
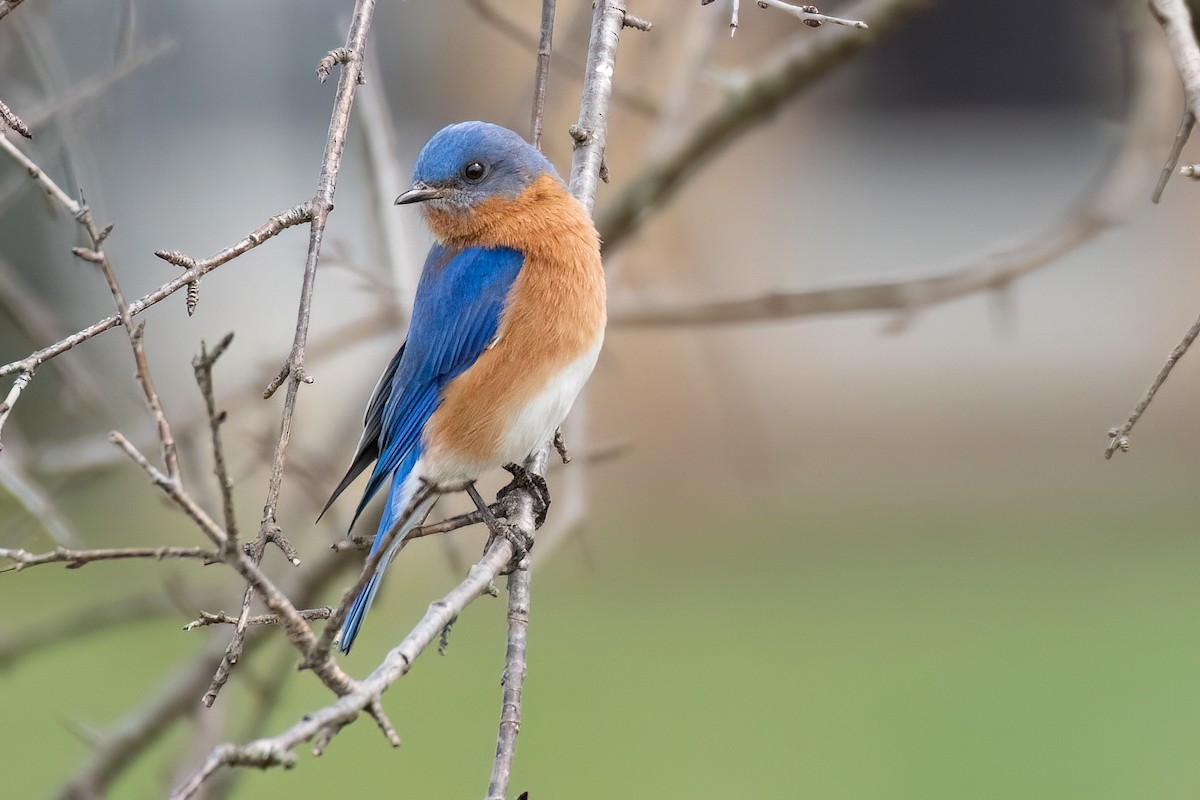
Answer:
[336,464,436,654]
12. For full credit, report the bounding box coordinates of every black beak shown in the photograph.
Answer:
[394,183,447,205]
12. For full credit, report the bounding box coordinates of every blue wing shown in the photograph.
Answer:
[322,244,526,529]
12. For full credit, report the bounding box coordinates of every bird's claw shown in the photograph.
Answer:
[485,522,534,572]
[499,462,550,527]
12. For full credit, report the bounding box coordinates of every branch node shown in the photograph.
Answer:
[438,617,456,655]
[263,363,291,399]
[623,12,653,30]
[367,698,401,747]
[0,97,32,138]
[568,124,592,145]
[552,428,570,464]
[316,47,354,83]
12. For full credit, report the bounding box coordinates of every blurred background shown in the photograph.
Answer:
[3,0,1200,797]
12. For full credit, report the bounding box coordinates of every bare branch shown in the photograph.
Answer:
[55,544,357,799]
[0,133,84,215]
[754,0,869,29]
[484,558,530,800]
[1105,309,1200,458]
[610,7,1158,328]
[531,0,557,149]
[107,431,355,697]
[0,204,312,379]
[171,538,516,799]
[203,0,380,707]
[1152,109,1192,202]
[466,0,658,118]
[0,97,32,137]
[56,639,230,800]
[185,607,334,631]
[1148,0,1200,199]
[0,545,216,571]
[307,483,437,669]
[0,0,27,24]
[0,370,32,450]
[192,334,238,539]
[567,0,629,213]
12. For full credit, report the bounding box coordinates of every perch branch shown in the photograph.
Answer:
[176,0,624,789]
[484,557,530,800]
[171,538,516,800]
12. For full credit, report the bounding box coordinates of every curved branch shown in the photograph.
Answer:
[610,6,1160,328]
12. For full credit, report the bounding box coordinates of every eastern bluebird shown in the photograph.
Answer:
[322,121,606,653]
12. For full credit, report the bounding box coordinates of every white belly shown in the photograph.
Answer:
[496,337,602,465]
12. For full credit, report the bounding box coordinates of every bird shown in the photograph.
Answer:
[321,121,606,654]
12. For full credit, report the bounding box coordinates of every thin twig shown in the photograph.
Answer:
[754,0,869,29]
[1105,309,1200,458]
[607,0,1160,328]
[109,431,354,696]
[205,0,378,707]
[0,97,32,137]
[306,483,437,669]
[56,545,357,799]
[531,0,557,149]
[567,0,628,213]
[0,204,312,379]
[465,0,658,118]
[1152,109,1193,202]
[185,607,334,631]
[192,334,238,540]
[0,545,217,571]
[0,0,26,24]
[329,501,516,552]
[0,370,32,451]
[170,538,516,800]
[1149,0,1200,199]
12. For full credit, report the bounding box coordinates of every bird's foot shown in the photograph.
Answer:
[487,522,534,569]
[498,462,550,528]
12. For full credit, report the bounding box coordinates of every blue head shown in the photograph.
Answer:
[395,121,558,212]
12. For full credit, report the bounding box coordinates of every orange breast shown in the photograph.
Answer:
[421,175,606,478]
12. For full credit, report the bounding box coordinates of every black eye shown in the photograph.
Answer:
[463,161,486,182]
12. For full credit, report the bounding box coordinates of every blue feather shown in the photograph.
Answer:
[332,243,525,653]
